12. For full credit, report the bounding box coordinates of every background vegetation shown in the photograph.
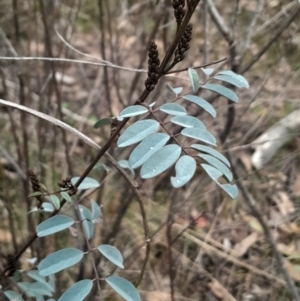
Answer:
[1,0,300,300]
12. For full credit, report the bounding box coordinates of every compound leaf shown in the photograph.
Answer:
[57,280,93,301]
[213,74,249,89]
[60,191,72,203]
[216,70,249,88]
[117,120,160,147]
[38,248,83,276]
[141,144,181,179]
[98,245,124,269]
[181,128,216,146]
[198,154,233,181]
[201,163,223,182]
[4,291,24,301]
[119,105,148,118]
[191,144,230,167]
[220,183,238,199]
[50,195,60,210]
[202,84,238,102]
[170,115,205,129]
[129,133,170,169]
[166,85,183,95]
[159,103,187,116]
[79,205,94,240]
[28,270,54,292]
[37,215,74,237]
[118,160,135,178]
[91,200,102,221]
[30,282,52,296]
[71,177,100,190]
[105,276,142,301]
[182,95,216,117]
[171,155,196,188]
[188,68,199,92]
[94,118,111,129]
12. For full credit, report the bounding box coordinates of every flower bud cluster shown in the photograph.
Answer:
[174,23,192,63]
[28,169,41,192]
[172,0,186,23]
[145,40,160,92]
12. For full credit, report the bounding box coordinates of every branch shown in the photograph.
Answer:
[226,148,300,301]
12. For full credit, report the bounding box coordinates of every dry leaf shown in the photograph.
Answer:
[273,191,294,217]
[284,259,300,282]
[234,232,258,257]
[208,280,224,299]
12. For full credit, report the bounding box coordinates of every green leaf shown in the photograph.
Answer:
[42,202,54,212]
[201,68,214,76]
[37,215,75,237]
[118,160,135,178]
[91,200,102,221]
[71,177,100,190]
[94,118,111,129]
[188,68,199,92]
[30,282,53,296]
[17,282,36,297]
[57,280,93,301]
[4,291,24,301]
[98,245,124,269]
[140,144,181,179]
[166,85,183,95]
[201,163,223,182]
[213,74,248,89]
[220,183,238,199]
[201,165,238,199]
[216,70,249,88]
[79,205,94,240]
[181,128,216,146]
[159,103,187,116]
[182,95,216,117]
[105,276,142,301]
[202,84,238,102]
[119,105,148,118]
[129,133,170,169]
[198,154,233,181]
[38,248,84,276]
[28,191,42,197]
[170,115,205,129]
[28,270,54,292]
[50,195,60,210]
[191,144,230,167]
[60,191,72,203]
[171,155,196,188]
[117,119,160,147]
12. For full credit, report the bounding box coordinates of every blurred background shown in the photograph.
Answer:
[1,0,300,300]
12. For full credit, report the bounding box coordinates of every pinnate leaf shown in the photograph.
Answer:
[57,280,93,301]
[129,133,170,169]
[94,118,111,129]
[50,195,60,210]
[202,84,238,102]
[159,103,187,116]
[181,128,216,145]
[182,95,216,117]
[71,177,100,190]
[38,248,83,276]
[98,245,124,269]
[37,215,75,237]
[191,144,230,167]
[105,276,142,301]
[4,291,24,301]
[170,115,205,129]
[198,154,233,181]
[171,155,196,188]
[216,70,249,88]
[188,68,199,92]
[119,105,148,117]
[117,119,160,147]
[141,144,181,179]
